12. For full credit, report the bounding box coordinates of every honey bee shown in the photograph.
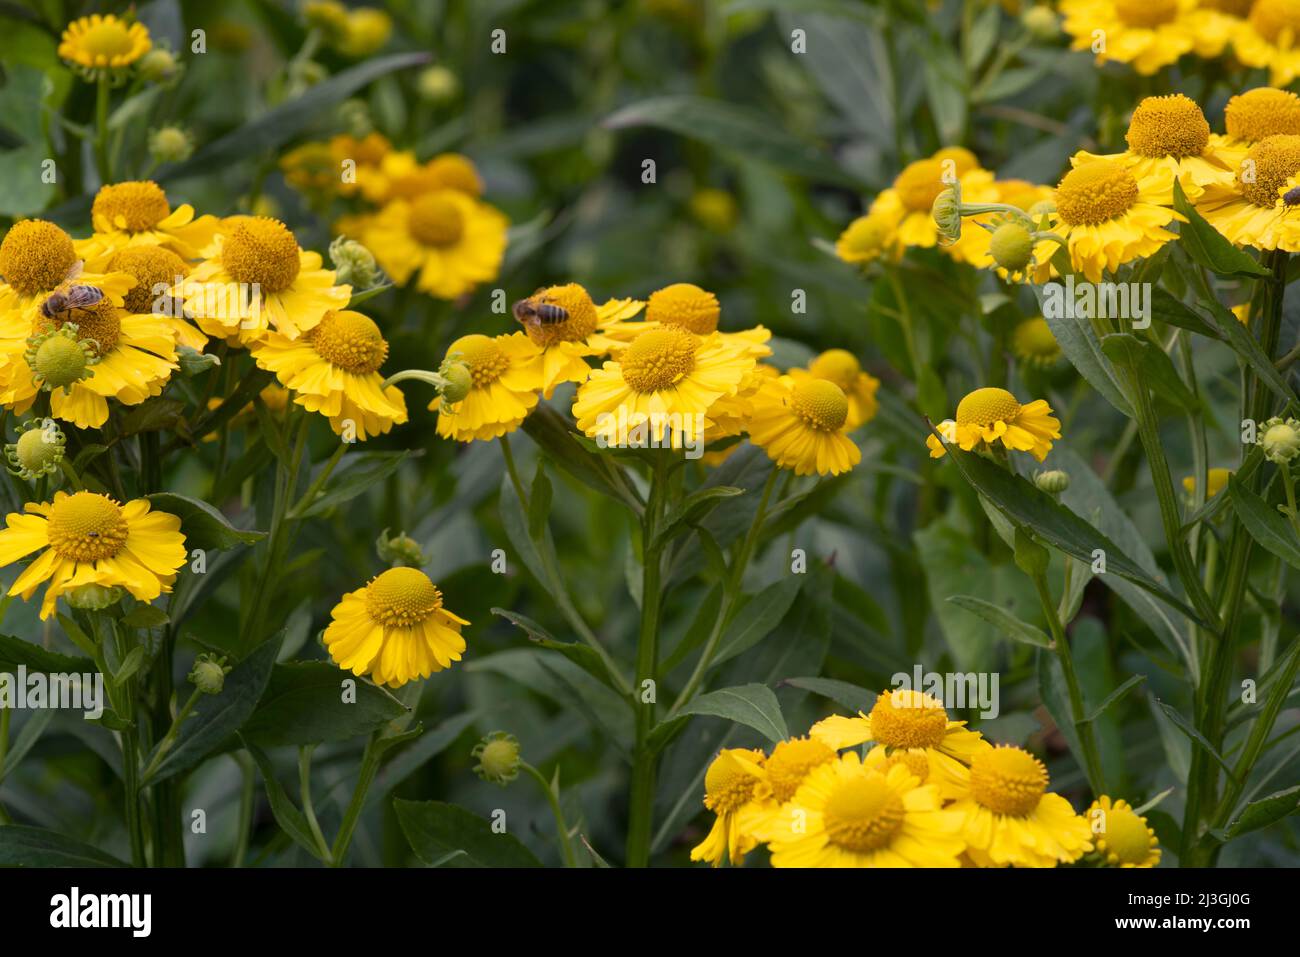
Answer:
[512,291,569,328]
[39,262,105,322]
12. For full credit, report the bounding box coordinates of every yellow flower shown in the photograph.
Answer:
[323,567,469,688]
[336,7,392,57]
[1011,316,1062,366]
[926,387,1060,461]
[174,216,351,344]
[810,690,989,769]
[1206,87,1300,171]
[511,283,639,398]
[1059,0,1201,75]
[689,748,768,867]
[786,349,880,429]
[572,327,755,450]
[1086,796,1162,867]
[1071,95,1233,200]
[77,181,219,263]
[734,736,838,844]
[870,150,998,253]
[103,245,207,351]
[1234,0,1300,87]
[947,745,1093,867]
[765,753,966,868]
[250,309,407,441]
[0,220,133,318]
[1035,157,1179,282]
[1183,467,1232,498]
[432,332,543,442]
[59,14,152,73]
[835,210,899,264]
[590,282,770,358]
[356,150,483,205]
[0,287,179,430]
[365,190,507,299]
[0,490,185,620]
[1195,134,1300,252]
[747,375,861,476]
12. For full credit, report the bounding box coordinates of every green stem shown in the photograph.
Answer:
[287,440,347,519]
[93,75,111,183]
[520,761,577,867]
[140,689,201,782]
[244,411,309,648]
[1033,570,1105,795]
[330,733,382,866]
[298,746,333,865]
[231,751,255,868]
[0,706,11,824]
[626,453,670,867]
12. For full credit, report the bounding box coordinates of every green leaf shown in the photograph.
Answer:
[119,397,186,435]
[678,683,789,743]
[1036,651,1086,773]
[0,634,93,673]
[1154,697,1236,780]
[943,445,1208,627]
[491,607,619,690]
[243,741,329,862]
[921,38,967,145]
[521,405,635,507]
[0,144,57,217]
[946,595,1053,648]
[1149,287,1223,340]
[120,604,168,629]
[296,450,418,518]
[1225,785,1300,839]
[1080,673,1146,724]
[1172,179,1270,279]
[145,492,265,550]
[0,826,127,867]
[780,676,874,712]
[526,461,553,541]
[1,709,53,777]
[603,95,862,187]
[1036,289,1133,417]
[650,486,745,551]
[394,800,543,867]
[1101,333,1199,411]
[713,577,803,666]
[1227,474,1300,569]
[112,646,147,686]
[368,711,482,807]
[240,662,408,746]
[143,634,282,785]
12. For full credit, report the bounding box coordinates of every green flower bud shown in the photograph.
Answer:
[64,583,124,611]
[1034,469,1071,494]
[416,65,459,103]
[1022,5,1060,42]
[337,98,373,138]
[148,126,194,164]
[177,344,221,377]
[438,360,473,405]
[1260,417,1300,464]
[472,731,521,785]
[376,528,426,568]
[189,653,231,695]
[329,235,382,289]
[138,48,181,83]
[989,221,1035,272]
[6,418,65,481]
[932,184,963,246]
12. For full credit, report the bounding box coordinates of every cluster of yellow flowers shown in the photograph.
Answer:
[424,280,879,477]
[1059,0,1300,83]
[282,133,510,302]
[692,689,1161,868]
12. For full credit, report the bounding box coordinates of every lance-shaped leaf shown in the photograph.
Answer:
[1172,180,1270,278]
[677,683,789,743]
[1227,475,1300,570]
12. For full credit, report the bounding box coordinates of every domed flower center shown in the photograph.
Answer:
[823,772,906,852]
[956,386,1022,427]
[364,566,442,628]
[1238,134,1300,207]
[968,746,1048,817]
[31,334,90,388]
[82,19,136,57]
[703,750,762,813]
[221,217,302,294]
[868,689,949,749]
[1125,94,1210,158]
[48,297,121,356]
[1114,0,1178,28]
[521,282,598,347]
[428,153,483,197]
[0,220,77,297]
[765,737,836,803]
[1014,318,1060,358]
[808,349,861,389]
[1249,0,1300,43]
[880,748,932,783]
[1204,0,1252,14]
[620,327,699,393]
[790,379,850,432]
[1225,88,1300,143]
[448,334,508,388]
[408,193,465,247]
[646,282,720,335]
[309,310,388,374]
[1100,805,1154,864]
[894,159,948,213]
[92,181,171,232]
[842,216,890,256]
[1055,160,1139,226]
[47,491,129,562]
[108,245,188,315]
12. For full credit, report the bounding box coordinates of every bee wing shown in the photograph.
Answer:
[68,286,103,307]
[65,260,85,282]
